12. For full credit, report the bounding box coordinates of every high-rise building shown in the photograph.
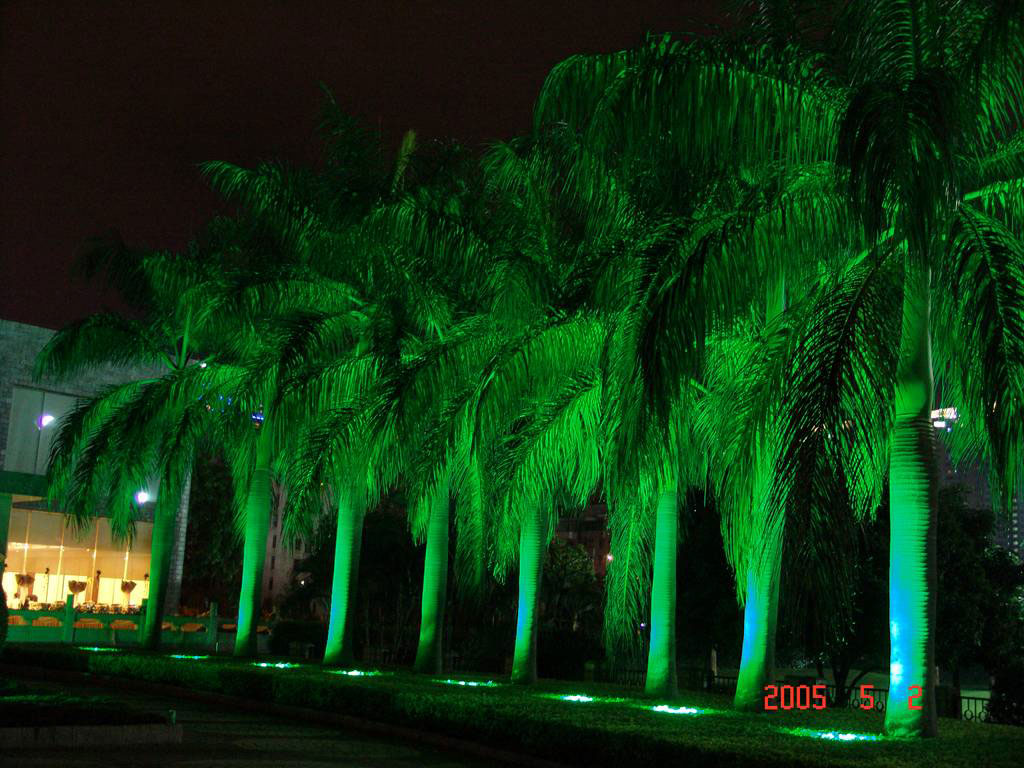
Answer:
[932,405,1024,559]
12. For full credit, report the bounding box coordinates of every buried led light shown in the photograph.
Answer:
[435,678,500,688]
[651,704,701,715]
[330,669,381,677]
[542,692,626,704]
[252,662,300,669]
[785,727,880,742]
[168,654,209,660]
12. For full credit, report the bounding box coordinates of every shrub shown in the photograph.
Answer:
[269,619,327,657]
[989,659,1024,726]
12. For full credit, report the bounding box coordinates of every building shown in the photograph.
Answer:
[1,317,310,618]
[932,406,1024,559]
[0,319,165,610]
[556,502,612,578]
[262,498,306,603]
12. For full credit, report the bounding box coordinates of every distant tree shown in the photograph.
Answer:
[542,538,601,636]
[180,453,242,613]
[676,495,743,669]
[936,485,1024,688]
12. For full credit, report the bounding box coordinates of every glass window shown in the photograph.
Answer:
[4,387,44,473]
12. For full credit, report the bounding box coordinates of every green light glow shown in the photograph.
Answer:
[324,484,364,666]
[413,480,450,675]
[79,646,119,653]
[734,523,782,711]
[651,704,701,715]
[734,277,786,713]
[511,498,545,684]
[251,662,300,669]
[645,487,678,697]
[543,693,627,704]
[435,678,501,688]
[885,265,937,738]
[142,489,178,650]
[168,654,209,660]
[234,430,273,657]
[329,669,381,677]
[784,728,880,743]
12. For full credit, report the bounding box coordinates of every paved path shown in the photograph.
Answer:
[3,675,489,768]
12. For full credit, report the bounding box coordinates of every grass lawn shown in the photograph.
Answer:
[0,678,166,727]
[2,644,1020,767]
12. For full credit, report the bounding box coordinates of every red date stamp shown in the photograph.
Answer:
[763,684,924,710]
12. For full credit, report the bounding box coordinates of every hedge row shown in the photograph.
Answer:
[3,644,1022,768]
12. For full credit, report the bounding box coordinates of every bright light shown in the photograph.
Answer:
[168,654,209,660]
[199,362,207,368]
[79,646,119,653]
[561,694,595,702]
[252,662,300,669]
[651,704,700,715]
[785,728,880,742]
[933,420,946,429]
[134,490,151,505]
[930,407,958,420]
[606,553,614,561]
[37,413,55,429]
[435,678,500,688]
[329,669,382,677]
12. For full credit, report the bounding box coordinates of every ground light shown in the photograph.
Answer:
[434,678,502,688]
[252,662,301,669]
[329,669,383,677]
[168,654,209,660]
[782,727,881,742]
[542,693,628,704]
[78,646,119,653]
[651,704,702,715]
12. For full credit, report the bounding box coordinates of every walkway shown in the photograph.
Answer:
[2,673,491,768]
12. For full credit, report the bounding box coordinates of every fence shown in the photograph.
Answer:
[6,595,269,652]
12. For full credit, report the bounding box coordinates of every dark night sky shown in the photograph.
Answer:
[1,1,724,329]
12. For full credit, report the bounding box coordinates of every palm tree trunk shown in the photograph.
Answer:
[735,273,786,710]
[734,524,783,710]
[511,497,546,684]
[140,482,182,649]
[233,431,273,657]
[645,486,678,697]
[163,468,192,614]
[414,479,450,674]
[884,264,938,738]
[323,481,364,666]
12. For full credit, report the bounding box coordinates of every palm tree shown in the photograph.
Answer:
[533,31,849,700]
[200,99,497,669]
[537,4,1024,735]
[38,244,214,648]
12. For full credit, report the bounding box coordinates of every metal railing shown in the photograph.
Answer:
[961,695,991,723]
[5,596,267,649]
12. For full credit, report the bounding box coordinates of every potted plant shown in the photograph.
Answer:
[15,573,34,604]
[121,580,137,608]
[68,580,87,606]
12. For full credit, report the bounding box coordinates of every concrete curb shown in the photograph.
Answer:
[0,722,183,748]
[0,663,565,767]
